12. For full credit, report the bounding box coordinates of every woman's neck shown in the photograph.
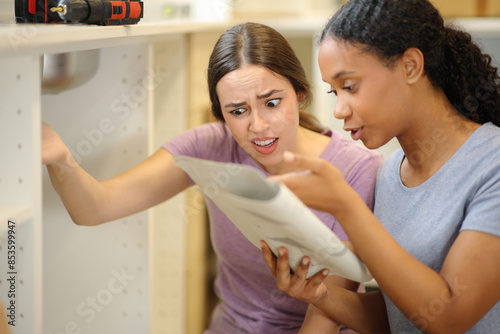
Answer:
[295,126,330,156]
[398,97,480,187]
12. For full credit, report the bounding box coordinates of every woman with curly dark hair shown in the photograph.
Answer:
[262,0,500,333]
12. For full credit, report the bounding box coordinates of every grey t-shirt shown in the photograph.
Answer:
[374,122,500,333]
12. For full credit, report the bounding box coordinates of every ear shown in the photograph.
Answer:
[400,47,425,85]
[297,90,306,103]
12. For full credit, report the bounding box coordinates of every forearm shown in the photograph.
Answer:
[313,285,390,334]
[299,304,341,334]
[46,151,110,226]
[275,153,499,333]
[300,264,372,333]
[47,148,190,226]
[331,188,474,333]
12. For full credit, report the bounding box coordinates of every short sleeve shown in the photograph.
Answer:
[461,164,500,237]
[163,122,233,160]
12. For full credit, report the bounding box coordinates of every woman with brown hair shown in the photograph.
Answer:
[42,22,382,333]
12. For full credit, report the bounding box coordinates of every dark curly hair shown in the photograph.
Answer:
[207,22,324,133]
[320,0,500,126]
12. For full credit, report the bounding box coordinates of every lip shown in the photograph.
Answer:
[251,137,279,155]
[344,126,364,141]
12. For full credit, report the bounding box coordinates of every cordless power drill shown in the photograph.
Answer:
[15,0,143,25]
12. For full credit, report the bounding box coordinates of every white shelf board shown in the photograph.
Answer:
[0,17,498,57]
[0,20,229,55]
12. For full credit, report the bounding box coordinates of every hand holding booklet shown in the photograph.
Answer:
[175,155,372,282]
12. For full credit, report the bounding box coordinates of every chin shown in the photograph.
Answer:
[258,156,279,167]
[362,137,391,150]
[362,142,379,150]
[255,155,282,171]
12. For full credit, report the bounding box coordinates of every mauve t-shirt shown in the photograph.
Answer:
[164,122,383,333]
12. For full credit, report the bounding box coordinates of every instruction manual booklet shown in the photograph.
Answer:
[175,155,372,282]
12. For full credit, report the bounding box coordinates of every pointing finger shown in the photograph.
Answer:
[282,151,331,175]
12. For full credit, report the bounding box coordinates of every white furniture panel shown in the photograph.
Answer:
[0,54,43,333]
[149,36,188,334]
[41,44,150,334]
[0,21,212,334]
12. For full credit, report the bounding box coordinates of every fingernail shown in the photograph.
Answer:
[301,257,310,266]
[278,247,285,256]
[322,269,330,276]
[259,240,265,249]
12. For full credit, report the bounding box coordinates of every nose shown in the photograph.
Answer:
[249,109,269,132]
[333,96,351,120]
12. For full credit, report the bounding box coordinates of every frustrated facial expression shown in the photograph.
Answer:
[216,65,302,173]
[318,38,410,149]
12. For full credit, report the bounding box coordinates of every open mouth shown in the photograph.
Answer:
[350,128,363,141]
[253,138,277,147]
[252,138,279,155]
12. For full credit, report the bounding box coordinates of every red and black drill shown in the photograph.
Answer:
[15,0,143,25]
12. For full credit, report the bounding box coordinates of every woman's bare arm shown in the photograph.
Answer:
[270,152,500,333]
[43,122,190,226]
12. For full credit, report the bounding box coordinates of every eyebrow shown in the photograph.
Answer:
[223,89,284,108]
[331,70,354,81]
[257,89,283,99]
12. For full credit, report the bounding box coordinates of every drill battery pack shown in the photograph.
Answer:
[15,0,143,25]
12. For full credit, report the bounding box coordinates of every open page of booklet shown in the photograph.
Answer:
[175,155,372,282]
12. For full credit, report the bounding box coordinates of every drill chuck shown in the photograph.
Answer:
[54,0,89,22]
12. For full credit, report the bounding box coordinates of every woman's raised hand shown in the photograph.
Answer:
[270,151,349,214]
[41,122,71,166]
[260,241,329,305]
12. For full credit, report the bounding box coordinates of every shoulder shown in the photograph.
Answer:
[462,122,500,151]
[462,124,500,207]
[476,122,500,138]
[184,122,232,140]
[451,124,500,236]
[163,122,238,160]
[453,123,500,178]
[471,123,500,158]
